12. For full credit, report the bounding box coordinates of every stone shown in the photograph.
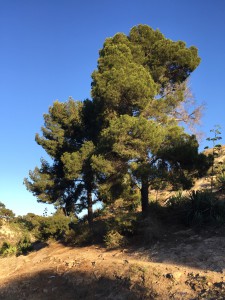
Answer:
[173,271,183,280]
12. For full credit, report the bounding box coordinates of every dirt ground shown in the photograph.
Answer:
[1,227,225,300]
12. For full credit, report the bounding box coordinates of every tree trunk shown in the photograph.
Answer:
[141,178,149,218]
[87,189,93,228]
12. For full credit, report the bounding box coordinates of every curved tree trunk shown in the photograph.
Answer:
[141,178,149,218]
[87,189,93,228]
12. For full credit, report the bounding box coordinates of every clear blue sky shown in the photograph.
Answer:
[0,0,225,216]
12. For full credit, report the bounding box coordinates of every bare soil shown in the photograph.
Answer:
[1,227,225,299]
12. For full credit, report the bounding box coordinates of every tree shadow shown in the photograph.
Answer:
[127,222,225,273]
[119,194,225,273]
[0,269,153,300]
[31,241,49,252]
[59,209,225,273]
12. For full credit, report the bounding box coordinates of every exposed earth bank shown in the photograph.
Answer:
[1,228,225,300]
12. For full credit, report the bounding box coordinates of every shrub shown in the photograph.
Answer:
[165,192,191,225]
[104,230,126,249]
[166,191,188,208]
[0,242,17,257]
[175,190,225,226]
[217,173,225,192]
[114,214,137,236]
[38,214,70,241]
[188,190,215,226]
[211,200,225,225]
[165,190,225,226]
[17,236,33,255]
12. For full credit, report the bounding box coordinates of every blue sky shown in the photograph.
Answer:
[0,0,225,216]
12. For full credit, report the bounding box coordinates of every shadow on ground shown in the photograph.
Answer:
[0,269,153,300]
[129,225,225,273]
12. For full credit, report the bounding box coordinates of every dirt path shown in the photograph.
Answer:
[1,236,225,300]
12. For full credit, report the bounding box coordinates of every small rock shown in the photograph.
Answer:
[173,271,183,280]
[43,288,48,294]
[165,273,173,279]
[65,261,75,268]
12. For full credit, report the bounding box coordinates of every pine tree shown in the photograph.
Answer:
[91,25,202,216]
[25,24,205,221]
[24,99,97,226]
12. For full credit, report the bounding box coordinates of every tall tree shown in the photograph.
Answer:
[25,24,204,221]
[91,25,202,216]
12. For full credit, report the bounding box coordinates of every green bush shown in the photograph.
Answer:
[104,230,126,249]
[38,214,71,241]
[0,237,33,257]
[114,214,137,236]
[165,190,225,226]
[17,236,33,255]
[188,190,215,226]
[217,173,225,192]
[15,212,76,243]
[0,242,17,257]
[211,200,225,225]
[165,192,191,225]
[66,222,94,245]
[166,191,188,208]
[15,213,43,239]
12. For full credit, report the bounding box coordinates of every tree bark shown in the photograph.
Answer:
[141,178,149,218]
[87,189,93,228]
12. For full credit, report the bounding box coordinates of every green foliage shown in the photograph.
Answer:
[217,172,225,192]
[15,212,72,242]
[102,115,166,160]
[37,214,71,241]
[15,213,43,239]
[91,25,202,216]
[0,202,15,221]
[166,191,187,207]
[24,99,97,226]
[188,190,225,226]
[92,25,200,123]
[26,24,203,222]
[65,222,94,246]
[205,125,222,191]
[188,191,215,226]
[0,242,17,257]
[166,190,225,226]
[0,236,33,257]
[104,230,126,249]
[109,213,137,237]
[17,236,33,255]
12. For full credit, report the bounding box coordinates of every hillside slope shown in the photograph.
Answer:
[1,229,225,300]
[1,147,225,299]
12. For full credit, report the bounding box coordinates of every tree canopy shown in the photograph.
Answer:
[24,99,97,226]
[25,24,207,224]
